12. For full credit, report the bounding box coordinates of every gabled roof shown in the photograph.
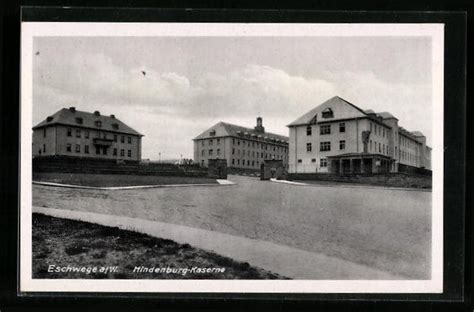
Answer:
[33,108,143,136]
[287,96,368,127]
[193,121,289,143]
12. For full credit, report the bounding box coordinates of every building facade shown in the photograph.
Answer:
[32,107,143,161]
[287,96,431,174]
[193,117,289,170]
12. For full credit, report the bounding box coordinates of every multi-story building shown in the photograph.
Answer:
[32,107,143,161]
[287,96,431,174]
[193,117,289,170]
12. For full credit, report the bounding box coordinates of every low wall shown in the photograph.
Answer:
[398,163,432,176]
[33,156,208,177]
[288,172,432,189]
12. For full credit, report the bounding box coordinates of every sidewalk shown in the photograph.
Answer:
[269,178,431,192]
[33,206,402,280]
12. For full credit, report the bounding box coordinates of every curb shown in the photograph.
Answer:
[33,179,236,190]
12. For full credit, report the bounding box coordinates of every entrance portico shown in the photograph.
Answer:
[327,153,394,175]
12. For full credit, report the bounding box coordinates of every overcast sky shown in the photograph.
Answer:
[33,36,432,160]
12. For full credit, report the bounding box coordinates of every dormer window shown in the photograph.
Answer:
[322,108,334,119]
[209,130,216,136]
[112,123,119,130]
[46,116,53,122]
[95,120,102,127]
[75,117,83,124]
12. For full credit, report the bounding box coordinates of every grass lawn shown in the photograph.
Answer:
[33,172,218,187]
[32,213,286,279]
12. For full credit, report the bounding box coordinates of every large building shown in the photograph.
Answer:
[287,96,431,174]
[193,117,289,170]
[32,107,143,161]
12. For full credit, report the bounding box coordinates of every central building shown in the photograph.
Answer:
[193,117,289,171]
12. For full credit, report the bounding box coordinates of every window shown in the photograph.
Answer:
[113,135,117,142]
[217,149,221,156]
[75,144,80,153]
[120,149,125,157]
[66,144,72,152]
[322,108,334,118]
[320,158,328,167]
[232,148,235,155]
[201,160,205,166]
[339,140,346,150]
[306,126,312,136]
[370,140,373,151]
[232,139,235,145]
[112,123,119,130]
[339,123,346,133]
[247,160,250,166]
[383,144,385,154]
[121,135,125,143]
[320,141,331,151]
[383,128,385,138]
[237,159,240,165]
[209,149,213,156]
[311,158,316,163]
[232,159,235,165]
[379,143,381,153]
[248,141,250,147]
[209,140,213,146]
[209,130,216,136]
[201,150,205,156]
[238,140,240,145]
[76,130,81,138]
[43,144,46,153]
[96,147,100,155]
[95,121,102,127]
[297,159,302,163]
[217,139,220,145]
[85,145,89,154]
[320,124,331,135]
[113,148,117,156]
[128,150,131,157]
[85,131,89,139]
[43,128,46,138]
[370,123,373,132]
[67,128,72,137]
[75,117,83,124]
[306,143,312,152]
[252,161,255,166]
[128,137,132,144]
[102,147,107,155]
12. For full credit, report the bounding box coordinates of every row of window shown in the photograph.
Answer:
[297,158,328,168]
[202,138,288,152]
[400,136,417,149]
[202,148,285,160]
[63,128,133,144]
[369,140,390,156]
[65,144,132,157]
[370,122,388,138]
[306,141,345,152]
[231,159,260,167]
[306,123,345,136]
[400,150,418,163]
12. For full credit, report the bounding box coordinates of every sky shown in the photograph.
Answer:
[33,36,432,160]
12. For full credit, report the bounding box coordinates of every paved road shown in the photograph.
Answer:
[33,175,431,279]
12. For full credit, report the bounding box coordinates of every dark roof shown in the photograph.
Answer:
[194,121,289,143]
[32,108,143,136]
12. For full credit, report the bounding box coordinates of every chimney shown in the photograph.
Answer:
[69,107,76,112]
[110,114,115,119]
[94,111,100,116]
[254,116,265,133]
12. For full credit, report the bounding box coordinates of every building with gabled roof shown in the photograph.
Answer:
[287,96,431,174]
[193,117,289,170]
[32,107,143,161]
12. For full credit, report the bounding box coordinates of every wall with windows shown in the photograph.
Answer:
[289,118,380,173]
[33,125,141,161]
[194,136,288,169]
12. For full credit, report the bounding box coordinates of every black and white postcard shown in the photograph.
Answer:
[20,22,444,293]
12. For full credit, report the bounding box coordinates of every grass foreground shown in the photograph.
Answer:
[33,172,218,187]
[32,213,286,280]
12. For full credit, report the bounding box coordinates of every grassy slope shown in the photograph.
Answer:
[32,214,286,280]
